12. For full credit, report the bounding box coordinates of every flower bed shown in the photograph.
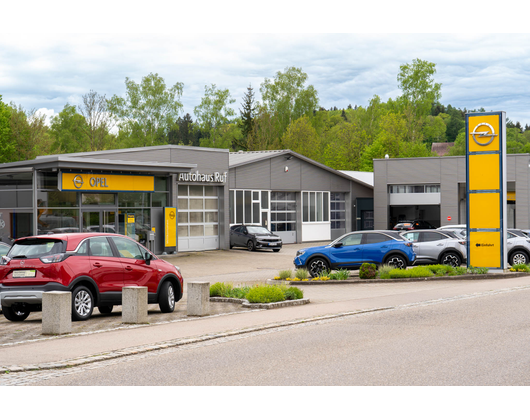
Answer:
[209,282,310,309]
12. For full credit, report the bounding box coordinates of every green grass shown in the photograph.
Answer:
[379,264,489,279]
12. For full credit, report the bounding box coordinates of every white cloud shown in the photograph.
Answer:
[2,33,530,125]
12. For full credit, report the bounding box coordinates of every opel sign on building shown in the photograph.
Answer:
[466,112,507,270]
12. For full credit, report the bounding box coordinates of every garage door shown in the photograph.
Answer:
[177,185,219,251]
[270,191,297,244]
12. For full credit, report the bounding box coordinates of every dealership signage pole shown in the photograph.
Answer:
[466,111,507,270]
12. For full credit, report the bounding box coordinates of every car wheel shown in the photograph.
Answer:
[273,249,281,252]
[72,286,94,321]
[308,257,329,277]
[98,305,113,314]
[247,240,255,252]
[441,252,461,267]
[510,251,529,266]
[385,254,407,269]
[159,281,176,313]
[3,305,30,322]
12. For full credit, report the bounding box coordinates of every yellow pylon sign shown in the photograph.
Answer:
[466,112,507,269]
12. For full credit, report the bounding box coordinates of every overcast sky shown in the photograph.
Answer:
[2,3,530,127]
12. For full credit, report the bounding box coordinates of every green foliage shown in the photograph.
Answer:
[359,263,377,279]
[49,104,90,154]
[467,266,489,274]
[510,263,530,272]
[284,287,304,300]
[322,269,350,280]
[210,282,302,303]
[278,269,293,280]
[294,268,309,280]
[281,116,320,160]
[377,264,394,279]
[388,266,434,278]
[245,284,286,303]
[107,72,184,147]
[194,84,236,147]
[260,66,318,136]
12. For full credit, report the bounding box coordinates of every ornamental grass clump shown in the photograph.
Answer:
[509,263,530,272]
[277,269,293,280]
[377,264,394,279]
[210,282,233,297]
[294,268,309,280]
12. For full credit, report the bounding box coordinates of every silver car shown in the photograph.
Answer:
[400,229,466,267]
[507,231,530,265]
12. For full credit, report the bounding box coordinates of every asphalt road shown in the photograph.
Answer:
[26,284,530,386]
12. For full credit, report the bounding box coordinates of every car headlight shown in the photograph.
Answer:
[296,250,305,257]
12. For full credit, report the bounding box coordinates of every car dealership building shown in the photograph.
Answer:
[0,145,373,254]
[373,154,530,231]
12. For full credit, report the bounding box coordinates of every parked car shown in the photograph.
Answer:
[508,229,529,238]
[399,229,466,267]
[294,230,416,277]
[230,225,282,252]
[0,233,183,322]
[507,231,530,265]
[0,242,10,257]
[437,224,467,239]
[393,220,437,231]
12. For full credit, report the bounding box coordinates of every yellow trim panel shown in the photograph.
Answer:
[62,173,155,192]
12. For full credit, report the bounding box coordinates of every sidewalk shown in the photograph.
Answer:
[2,274,530,372]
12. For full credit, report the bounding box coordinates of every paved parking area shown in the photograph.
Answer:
[0,242,330,345]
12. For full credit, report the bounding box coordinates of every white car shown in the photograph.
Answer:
[437,224,466,239]
[400,229,466,267]
[507,231,530,265]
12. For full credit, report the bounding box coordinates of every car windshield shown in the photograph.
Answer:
[8,238,65,259]
[247,226,272,235]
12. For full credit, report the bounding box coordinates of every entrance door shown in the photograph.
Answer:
[82,210,117,233]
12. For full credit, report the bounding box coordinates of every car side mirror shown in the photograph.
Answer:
[145,252,152,265]
[333,242,343,248]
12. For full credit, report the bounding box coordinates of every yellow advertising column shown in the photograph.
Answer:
[164,207,177,251]
[466,112,507,270]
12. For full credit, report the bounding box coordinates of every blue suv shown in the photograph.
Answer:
[294,230,416,277]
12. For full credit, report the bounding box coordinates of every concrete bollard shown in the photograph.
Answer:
[42,291,72,335]
[187,282,210,316]
[122,286,148,324]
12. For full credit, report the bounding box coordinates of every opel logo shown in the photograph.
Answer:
[73,175,84,189]
[471,123,498,146]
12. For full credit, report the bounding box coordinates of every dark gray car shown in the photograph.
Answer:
[230,225,282,252]
[400,229,466,267]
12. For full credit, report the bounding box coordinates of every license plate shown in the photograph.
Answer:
[12,270,36,278]
[269,243,275,246]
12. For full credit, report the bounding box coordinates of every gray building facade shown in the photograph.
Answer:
[374,155,528,230]
[0,145,374,254]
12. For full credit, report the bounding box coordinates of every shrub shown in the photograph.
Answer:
[454,266,467,275]
[427,264,455,276]
[510,263,530,272]
[210,282,233,297]
[377,264,394,279]
[246,285,286,303]
[467,266,489,274]
[226,286,251,299]
[388,266,434,279]
[278,269,292,280]
[359,263,377,279]
[284,287,304,300]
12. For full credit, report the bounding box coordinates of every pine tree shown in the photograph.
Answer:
[238,84,256,148]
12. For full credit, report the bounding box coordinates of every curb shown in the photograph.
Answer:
[267,271,529,285]
[0,305,387,375]
[209,297,310,309]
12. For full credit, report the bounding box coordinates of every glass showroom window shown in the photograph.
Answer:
[302,191,329,223]
[229,189,267,225]
[178,185,219,239]
[0,171,34,239]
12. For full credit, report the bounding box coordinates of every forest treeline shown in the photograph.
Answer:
[1,59,529,171]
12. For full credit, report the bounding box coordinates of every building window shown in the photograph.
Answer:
[302,191,329,223]
[230,189,268,226]
[388,184,440,194]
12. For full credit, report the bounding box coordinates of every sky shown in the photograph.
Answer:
[2,3,530,129]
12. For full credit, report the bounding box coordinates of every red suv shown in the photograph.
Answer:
[0,233,183,322]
